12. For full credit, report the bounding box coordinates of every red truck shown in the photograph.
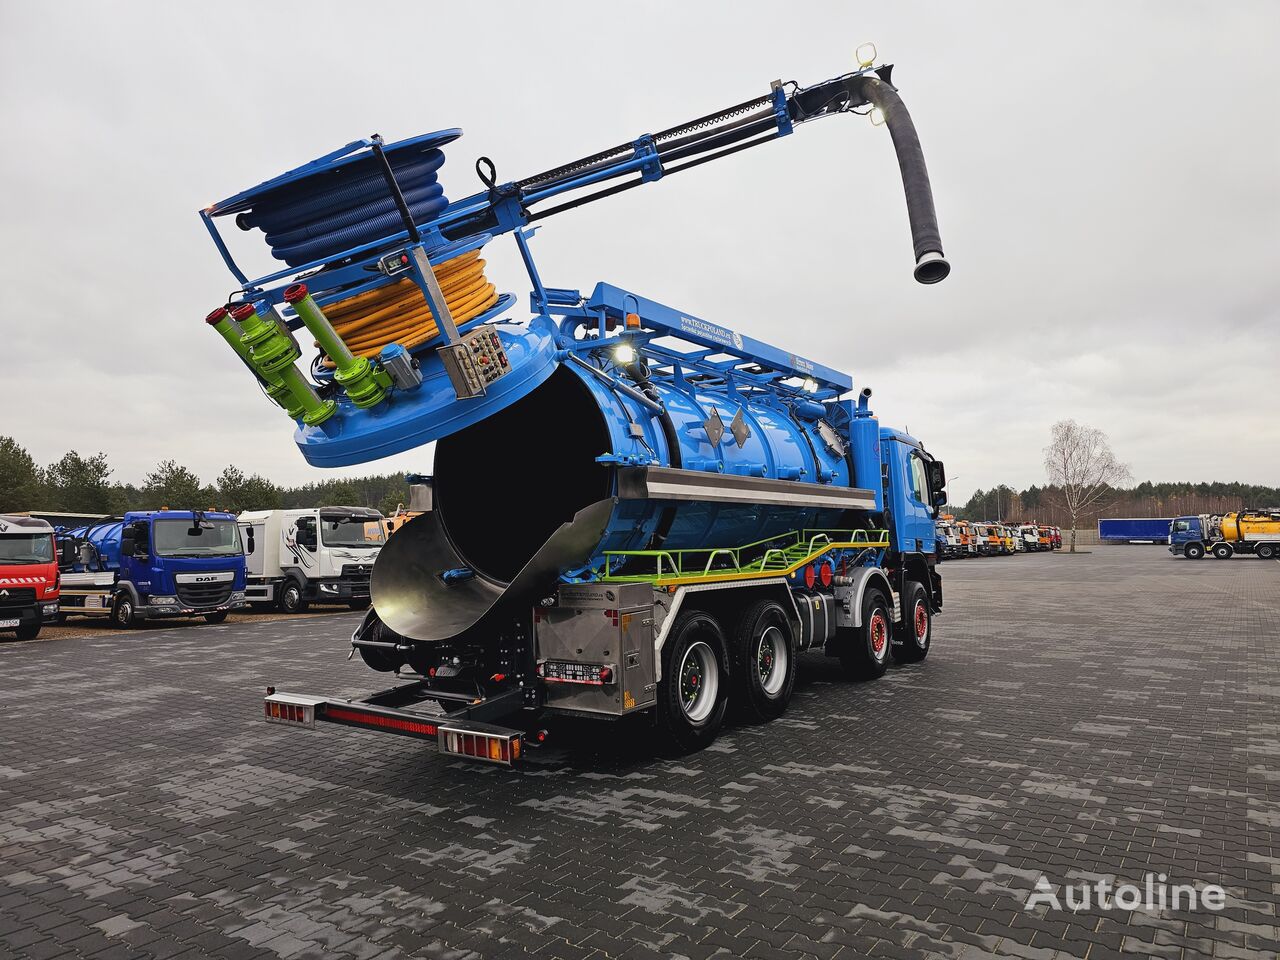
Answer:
[0,515,60,640]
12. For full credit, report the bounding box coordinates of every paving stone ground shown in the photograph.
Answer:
[1,548,1277,960]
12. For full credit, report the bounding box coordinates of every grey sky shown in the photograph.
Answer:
[1,1,1276,505]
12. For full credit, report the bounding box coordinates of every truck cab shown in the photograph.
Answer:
[239,507,384,612]
[1018,524,1041,551]
[59,510,247,627]
[0,515,60,640]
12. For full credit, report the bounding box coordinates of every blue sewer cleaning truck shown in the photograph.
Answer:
[200,51,953,761]
[58,511,247,627]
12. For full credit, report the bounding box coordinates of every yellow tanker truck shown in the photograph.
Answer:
[1170,509,1280,560]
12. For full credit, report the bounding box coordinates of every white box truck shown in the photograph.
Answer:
[238,507,384,613]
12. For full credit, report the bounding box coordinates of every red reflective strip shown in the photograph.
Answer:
[324,705,438,737]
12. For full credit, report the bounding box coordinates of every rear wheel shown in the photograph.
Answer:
[111,594,140,629]
[203,611,229,624]
[655,611,729,754]
[1257,543,1277,560]
[893,582,932,664]
[279,581,308,614]
[729,600,796,723]
[839,588,891,680]
[1211,543,1234,560]
[15,623,40,641]
[1184,542,1205,560]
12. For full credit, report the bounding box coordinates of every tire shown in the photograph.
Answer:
[893,582,932,664]
[839,587,891,680]
[203,611,229,624]
[655,611,729,754]
[1257,543,1277,560]
[347,598,371,610]
[278,581,308,614]
[729,600,796,723]
[1211,543,1234,560]
[15,623,40,641]
[111,594,140,629]
[1183,542,1205,560]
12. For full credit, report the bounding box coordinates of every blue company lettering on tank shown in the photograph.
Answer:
[678,314,744,352]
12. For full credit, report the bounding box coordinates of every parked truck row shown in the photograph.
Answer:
[934,517,1060,560]
[0,506,407,640]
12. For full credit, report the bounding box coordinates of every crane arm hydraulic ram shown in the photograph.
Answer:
[437,66,949,284]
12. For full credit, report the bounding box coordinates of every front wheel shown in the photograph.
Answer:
[1183,542,1205,560]
[278,582,308,614]
[1257,543,1277,560]
[729,600,796,723]
[655,611,729,754]
[111,594,141,629]
[1211,543,1234,560]
[203,611,229,624]
[839,587,891,680]
[893,582,932,664]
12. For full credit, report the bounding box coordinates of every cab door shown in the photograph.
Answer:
[889,441,936,556]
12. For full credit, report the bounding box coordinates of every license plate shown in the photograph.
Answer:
[0,619,20,629]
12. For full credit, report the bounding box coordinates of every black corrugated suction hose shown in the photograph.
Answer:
[849,76,949,284]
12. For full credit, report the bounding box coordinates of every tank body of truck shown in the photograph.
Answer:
[1098,518,1175,544]
[0,515,60,640]
[238,507,384,612]
[1171,510,1280,560]
[58,510,246,627]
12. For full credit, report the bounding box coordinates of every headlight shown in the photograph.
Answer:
[231,591,246,602]
[42,602,59,614]
[149,595,178,606]
[319,583,339,594]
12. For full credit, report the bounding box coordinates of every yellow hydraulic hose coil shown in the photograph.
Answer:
[319,249,498,365]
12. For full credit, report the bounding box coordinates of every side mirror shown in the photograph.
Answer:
[928,459,947,506]
[59,540,78,567]
[244,528,255,554]
[120,535,137,558]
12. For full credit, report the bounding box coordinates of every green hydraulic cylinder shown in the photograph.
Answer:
[205,307,302,418]
[284,283,391,409]
[230,303,336,426]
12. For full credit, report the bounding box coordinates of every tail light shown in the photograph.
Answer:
[264,693,324,728]
[439,726,521,765]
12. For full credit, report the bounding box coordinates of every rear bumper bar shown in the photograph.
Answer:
[264,690,524,765]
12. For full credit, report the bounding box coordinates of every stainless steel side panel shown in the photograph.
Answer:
[617,466,876,511]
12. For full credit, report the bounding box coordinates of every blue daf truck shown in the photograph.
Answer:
[58,510,248,627]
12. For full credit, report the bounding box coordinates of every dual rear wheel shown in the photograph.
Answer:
[656,583,932,753]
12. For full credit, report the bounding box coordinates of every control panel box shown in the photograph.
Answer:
[439,326,510,399]
[535,582,655,717]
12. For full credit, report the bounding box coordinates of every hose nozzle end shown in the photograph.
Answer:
[205,307,229,326]
[283,283,309,305]
[230,303,257,322]
[913,251,950,285]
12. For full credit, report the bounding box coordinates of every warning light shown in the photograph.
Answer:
[599,666,614,684]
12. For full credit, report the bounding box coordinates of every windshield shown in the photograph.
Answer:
[153,519,242,557]
[320,516,384,548]
[0,533,54,565]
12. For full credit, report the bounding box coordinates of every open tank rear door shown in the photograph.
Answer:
[370,498,615,643]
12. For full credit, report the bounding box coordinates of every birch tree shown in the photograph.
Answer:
[1043,420,1132,552]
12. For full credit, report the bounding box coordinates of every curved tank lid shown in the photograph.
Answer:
[208,129,463,217]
